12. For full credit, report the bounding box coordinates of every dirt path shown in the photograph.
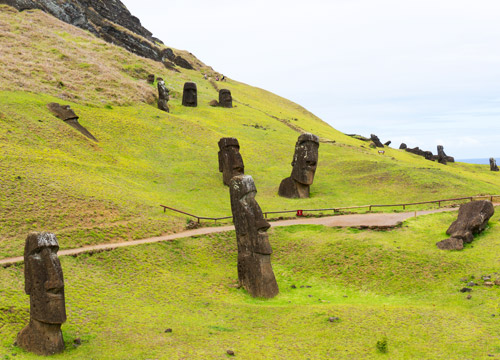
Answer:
[0,207,461,267]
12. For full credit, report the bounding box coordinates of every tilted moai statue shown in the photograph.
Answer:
[278,133,319,198]
[229,175,279,298]
[437,145,447,165]
[157,80,170,112]
[17,232,66,356]
[218,137,244,185]
[182,82,197,107]
[218,89,233,108]
[490,158,499,172]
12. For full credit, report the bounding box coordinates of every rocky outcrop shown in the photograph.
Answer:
[0,0,194,69]
[436,200,494,250]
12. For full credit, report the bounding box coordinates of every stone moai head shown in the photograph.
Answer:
[218,89,233,108]
[182,82,197,107]
[490,158,499,171]
[147,74,155,84]
[24,232,66,324]
[157,80,170,112]
[229,175,279,298]
[218,137,244,185]
[17,232,66,355]
[290,133,319,185]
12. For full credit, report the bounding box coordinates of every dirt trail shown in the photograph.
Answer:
[0,207,461,267]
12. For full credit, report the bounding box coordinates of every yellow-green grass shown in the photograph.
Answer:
[1,5,500,259]
[2,212,500,359]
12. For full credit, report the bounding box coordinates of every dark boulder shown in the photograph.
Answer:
[384,141,391,146]
[399,143,407,150]
[436,200,494,250]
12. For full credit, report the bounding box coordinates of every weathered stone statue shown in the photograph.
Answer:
[278,133,319,198]
[229,175,279,298]
[399,143,407,150]
[436,200,495,250]
[490,158,499,171]
[157,80,169,112]
[17,232,66,355]
[218,138,244,185]
[147,74,155,84]
[437,145,448,165]
[219,89,233,108]
[182,82,197,107]
[47,103,97,142]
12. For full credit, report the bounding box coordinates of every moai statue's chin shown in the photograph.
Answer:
[219,89,233,108]
[230,175,279,298]
[157,80,170,112]
[278,133,319,198]
[182,82,197,107]
[17,232,66,356]
[218,137,244,186]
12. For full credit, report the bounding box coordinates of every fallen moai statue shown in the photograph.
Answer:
[17,232,67,355]
[436,200,495,250]
[47,103,98,141]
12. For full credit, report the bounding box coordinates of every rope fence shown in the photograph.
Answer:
[161,194,500,224]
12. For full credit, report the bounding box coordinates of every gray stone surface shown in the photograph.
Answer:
[218,138,244,186]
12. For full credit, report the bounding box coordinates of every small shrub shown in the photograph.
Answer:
[376,337,388,353]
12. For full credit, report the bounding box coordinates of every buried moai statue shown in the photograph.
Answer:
[17,232,66,356]
[47,103,98,142]
[182,82,197,107]
[147,74,155,84]
[218,137,244,185]
[436,200,495,250]
[490,158,499,171]
[229,175,279,298]
[278,133,319,198]
[218,89,233,108]
[157,80,170,112]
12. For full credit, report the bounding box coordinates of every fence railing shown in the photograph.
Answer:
[161,194,500,224]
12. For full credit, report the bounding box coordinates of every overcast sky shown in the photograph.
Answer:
[122,0,500,159]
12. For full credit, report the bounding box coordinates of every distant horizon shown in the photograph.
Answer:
[456,157,498,165]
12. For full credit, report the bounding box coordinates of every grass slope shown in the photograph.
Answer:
[1,211,500,359]
[1,5,499,258]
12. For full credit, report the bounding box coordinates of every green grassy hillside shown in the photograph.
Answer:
[1,5,499,258]
[2,212,500,359]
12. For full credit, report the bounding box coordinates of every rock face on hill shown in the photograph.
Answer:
[0,0,193,68]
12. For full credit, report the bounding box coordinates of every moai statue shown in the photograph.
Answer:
[437,145,448,165]
[229,175,279,298]
[17,232,66,356]
[370,134,384,148]
[47,103,98,142]
[182,82,197,107]
[218,137,244,185]
[147,74,155,84]
[490,158,499,171]
[278,133,319,198]
[219,89,233,108]
[157,80,170,112]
